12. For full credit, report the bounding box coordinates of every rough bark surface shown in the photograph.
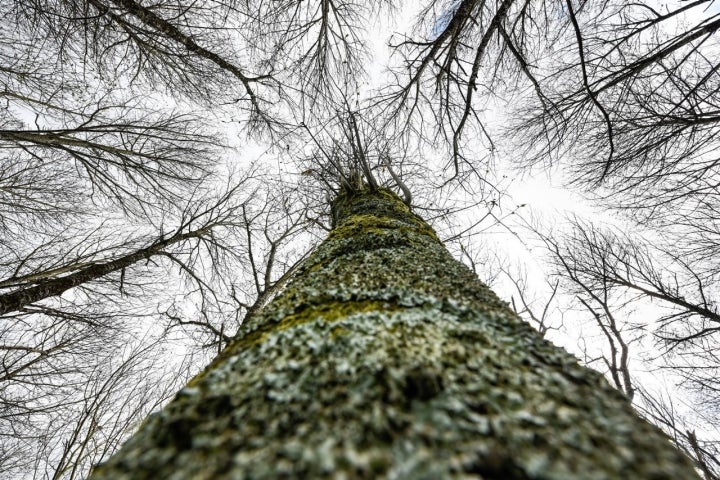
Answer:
[91,188,699,479]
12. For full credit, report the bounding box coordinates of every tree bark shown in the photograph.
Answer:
[90,188,699,479]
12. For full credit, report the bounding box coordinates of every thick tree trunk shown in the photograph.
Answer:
[91,188,698,479]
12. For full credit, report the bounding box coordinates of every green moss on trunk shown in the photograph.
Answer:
[91,188,699,479]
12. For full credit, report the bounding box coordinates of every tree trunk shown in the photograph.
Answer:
[90,188,698,479]
[0,227,209,315]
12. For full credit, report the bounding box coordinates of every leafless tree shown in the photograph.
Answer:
[376,0,574,185]
[540,219,719,352]
[1,1,332,474]
[495,4,720,468]
[3,0,719,477]
[534,216,720,475]
[636,383,719,480]
[514,1,720,190]
[502,264,562,338]
[2,324,194,479]
[239,0,392,117]
[7,0,288,133]
[0,171,325,477]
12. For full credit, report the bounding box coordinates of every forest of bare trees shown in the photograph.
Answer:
[1,0,718,478]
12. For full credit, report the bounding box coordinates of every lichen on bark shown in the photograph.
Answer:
[91,187,699,479]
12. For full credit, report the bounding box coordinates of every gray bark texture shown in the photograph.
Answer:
[91,188,699,479]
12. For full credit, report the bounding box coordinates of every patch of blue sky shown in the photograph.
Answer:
[431,1,461,38]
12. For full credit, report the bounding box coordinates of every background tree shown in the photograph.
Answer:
[1,2,319,473]
[535,218,720,479]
